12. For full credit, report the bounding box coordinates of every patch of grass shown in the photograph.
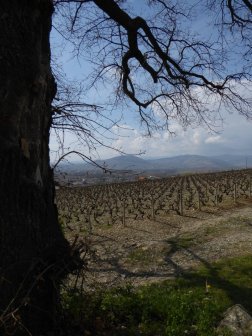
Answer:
[137,282,231,336]
[126,242,172,266]
[188,254,252,313]
[61,255,252,335]
[166,235,197,251]
[181,215,252,246]
[176,235,196,248]
[62,282,231,335]
[126,247,155,265]
[218,215,252,228]
[204,226,219,235]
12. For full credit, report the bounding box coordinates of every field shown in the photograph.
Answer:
[57,169,252,231]
[56,169,252,335]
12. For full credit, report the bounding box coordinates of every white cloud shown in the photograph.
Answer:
[205,135,224,144]
[103,108,252,158]
[50,81,252,160]
[192,130,202,145]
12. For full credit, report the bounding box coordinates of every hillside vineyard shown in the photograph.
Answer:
[56,169,252,232]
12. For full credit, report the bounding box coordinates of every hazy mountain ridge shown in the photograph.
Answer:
[58,154,252,174]
[147,155,231,170]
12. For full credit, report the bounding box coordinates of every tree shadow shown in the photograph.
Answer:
[169,245,252,314]
[84,230,252,316]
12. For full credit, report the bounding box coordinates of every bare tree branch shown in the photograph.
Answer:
[52,0,252,144]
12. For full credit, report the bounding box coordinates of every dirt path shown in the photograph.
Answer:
[71,201,252,288]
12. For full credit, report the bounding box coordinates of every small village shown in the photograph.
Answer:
[54,169,162,187]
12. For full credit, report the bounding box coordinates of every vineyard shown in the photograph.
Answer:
[56,169,252,232]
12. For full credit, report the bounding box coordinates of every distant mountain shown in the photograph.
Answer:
[57,153,252,174]
[211,155,252,169]
[94,155,153,170]
[149,155,231,171]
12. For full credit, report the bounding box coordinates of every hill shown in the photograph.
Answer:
[57,154,252,174]
[149,155,231,171]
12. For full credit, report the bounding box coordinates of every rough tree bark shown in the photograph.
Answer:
[0,0,70,334]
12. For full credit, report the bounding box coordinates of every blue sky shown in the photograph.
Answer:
[50,1,252,163]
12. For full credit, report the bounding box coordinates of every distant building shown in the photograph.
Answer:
[148,176,160,180]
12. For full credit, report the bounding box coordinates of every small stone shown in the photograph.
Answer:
[218,304,252,336]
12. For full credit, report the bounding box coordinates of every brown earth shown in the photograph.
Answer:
[66,200,252,289]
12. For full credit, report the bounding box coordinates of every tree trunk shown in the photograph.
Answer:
[0,1,70,334]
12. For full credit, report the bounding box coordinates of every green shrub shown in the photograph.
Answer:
[61,255,252,335]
